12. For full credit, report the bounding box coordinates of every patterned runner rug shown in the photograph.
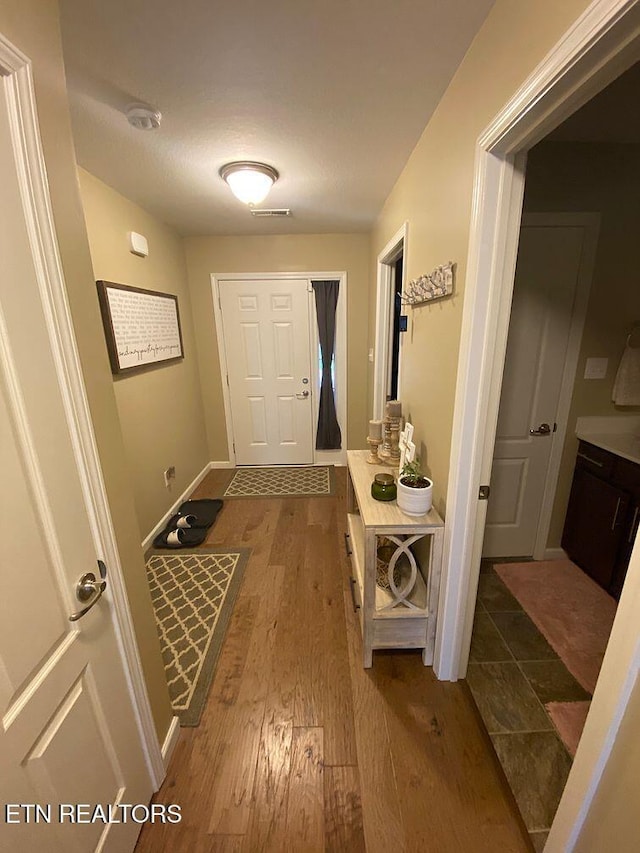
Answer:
[145,548,249,726]
[223,465,334,498]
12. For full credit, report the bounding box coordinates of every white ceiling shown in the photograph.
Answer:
[59,0,494,236]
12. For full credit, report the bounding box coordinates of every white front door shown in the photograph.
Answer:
[0,54,151,852]
[483,223,588,558]
[219,278,314,465]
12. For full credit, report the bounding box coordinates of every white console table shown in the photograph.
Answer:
[345,450,444,668]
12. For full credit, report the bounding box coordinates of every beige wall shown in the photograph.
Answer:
[78,168,209,537]
[184,233,371,458]
[574,672,640,852]
[370,0,592,518]
[523,142,640,547]
[0,0,172,740]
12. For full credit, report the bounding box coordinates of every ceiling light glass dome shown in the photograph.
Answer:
[219,161,279,205]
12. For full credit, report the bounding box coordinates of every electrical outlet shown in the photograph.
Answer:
[163,466,175,487]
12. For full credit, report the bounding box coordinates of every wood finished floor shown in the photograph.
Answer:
[136,468,531,852]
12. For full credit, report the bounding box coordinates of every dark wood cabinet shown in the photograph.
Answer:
[562,441,640,599]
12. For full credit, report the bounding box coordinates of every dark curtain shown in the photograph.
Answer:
[312,280,342,450]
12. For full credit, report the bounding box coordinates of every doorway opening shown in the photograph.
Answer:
[440,16,640,849]
[389,254,404,401]
[481,212,599,562]
[373,223,407,418]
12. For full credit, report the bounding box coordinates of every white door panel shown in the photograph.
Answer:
[0,62,150,852]
[220,279,313,465]
[484,225,585,557]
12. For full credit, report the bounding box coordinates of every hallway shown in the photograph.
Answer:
[136,468,529,852]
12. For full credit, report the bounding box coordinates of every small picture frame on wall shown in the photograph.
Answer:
[96,280,184,375]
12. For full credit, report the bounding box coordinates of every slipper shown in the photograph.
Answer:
[177,499,223,529]
[165,513,198,530]
[152,526,207,549]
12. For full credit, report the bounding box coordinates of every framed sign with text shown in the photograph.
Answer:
[96,280,184,375]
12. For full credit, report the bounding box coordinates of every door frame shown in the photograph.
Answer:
[373,222,408,419]
[436,0,640,847]
[0,34,165,788]
[211,271,348,466]
[487,212,600,561]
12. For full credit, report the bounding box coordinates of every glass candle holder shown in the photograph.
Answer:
[371,472,397,502]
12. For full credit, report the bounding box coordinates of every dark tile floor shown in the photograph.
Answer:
[467,561,591,844]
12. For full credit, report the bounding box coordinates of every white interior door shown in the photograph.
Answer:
[0,63,151,851]
[483,223,587,558]
[219,278,314,465]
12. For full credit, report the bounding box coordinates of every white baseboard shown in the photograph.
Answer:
[544,547,568,560]
[161,716,181,773]
[142,461,214,549]
[210,460,234,469]
[314,449,347,466]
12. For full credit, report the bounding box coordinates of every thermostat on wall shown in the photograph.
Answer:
[129,231,148,257]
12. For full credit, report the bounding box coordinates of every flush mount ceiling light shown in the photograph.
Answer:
[219,161,279,205]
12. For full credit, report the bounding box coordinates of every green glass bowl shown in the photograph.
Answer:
[371,472,397,501]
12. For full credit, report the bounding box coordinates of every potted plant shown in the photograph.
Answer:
[397,459,433,516]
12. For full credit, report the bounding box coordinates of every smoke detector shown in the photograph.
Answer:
[126,103,162,131]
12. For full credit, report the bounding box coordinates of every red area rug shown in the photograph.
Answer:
[495,559,616,755]
[545,701,591,758]
[494,559,616,694]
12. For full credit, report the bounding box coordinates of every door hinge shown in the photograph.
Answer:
[479,485,490,501]
[553,422,557,432]
[226,373,229,387]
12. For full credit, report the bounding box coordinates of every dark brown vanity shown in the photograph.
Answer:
[562,439,640,599]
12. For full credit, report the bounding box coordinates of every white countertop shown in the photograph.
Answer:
[575,416,640,466]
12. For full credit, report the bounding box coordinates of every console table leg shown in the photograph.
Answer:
[363,529,376,668]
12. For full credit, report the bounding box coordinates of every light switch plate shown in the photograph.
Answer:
[584,357,608,379]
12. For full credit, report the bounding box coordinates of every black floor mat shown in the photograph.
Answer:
[177,498,224,529]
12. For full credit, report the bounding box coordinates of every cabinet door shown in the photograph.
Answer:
[610,502,640,600]
[562,467,630,591]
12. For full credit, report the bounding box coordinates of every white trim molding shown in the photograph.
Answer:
[0,34,164,786]
[161,716,181,771]
[544,547,569,561]
[373,222,408,419]
[211,271,348,467]
[142,461,214,550]
[437,0,640,849]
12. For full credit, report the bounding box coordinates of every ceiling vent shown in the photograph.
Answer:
[126,103,162,131]
[250,208,292,218]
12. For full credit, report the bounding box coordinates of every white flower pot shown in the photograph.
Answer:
[397,476,433,516]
